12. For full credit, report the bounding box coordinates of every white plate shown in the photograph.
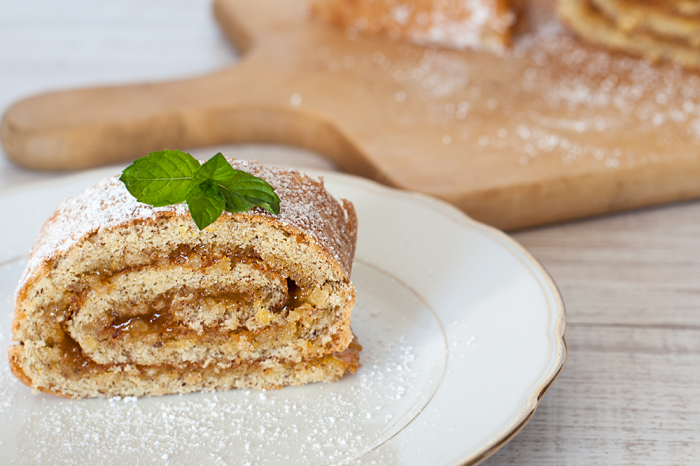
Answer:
[0,168,565,466]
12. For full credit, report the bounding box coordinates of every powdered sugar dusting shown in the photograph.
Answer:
[316,7,700,176]
[315,0,515,52]
[19,178,189,290]
[230,160,356,276]
[1,259,446,465]
[17,160,356,296]
[420,0,515,51]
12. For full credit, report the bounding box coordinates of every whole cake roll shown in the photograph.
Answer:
[9,159,360,398]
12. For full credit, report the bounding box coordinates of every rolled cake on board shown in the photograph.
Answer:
[557,0,700,69]
[9,160,360,398]
[310,0,518,52]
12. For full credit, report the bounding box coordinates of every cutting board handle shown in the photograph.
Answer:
[0,59,360,171]
[0,73,220,170]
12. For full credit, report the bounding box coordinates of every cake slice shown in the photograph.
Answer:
[9,160,360,398]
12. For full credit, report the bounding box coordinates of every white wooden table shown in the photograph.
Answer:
[1,1,699,464]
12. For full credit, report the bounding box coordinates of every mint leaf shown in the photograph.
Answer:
[195,153,281,215]
[119,149,200,206]
[218,176,280,215]
[120,150,281,230]
[186,181,225,230]
[193,153,234,184]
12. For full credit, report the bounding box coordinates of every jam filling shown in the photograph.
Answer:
[58,276,318,375]
[102,278,307,341]
[109,312,173,339]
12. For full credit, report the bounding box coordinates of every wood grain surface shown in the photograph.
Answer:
[488,202,700,465]
[4,0,700,229]
[486,325,700,464]
[2,1,700,464]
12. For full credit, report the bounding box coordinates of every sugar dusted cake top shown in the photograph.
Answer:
[20,160,357,293]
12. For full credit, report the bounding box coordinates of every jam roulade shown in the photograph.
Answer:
[9,160,359,398]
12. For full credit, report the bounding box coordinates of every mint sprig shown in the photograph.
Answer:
[119,150,281,230]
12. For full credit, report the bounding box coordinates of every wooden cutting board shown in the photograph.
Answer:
[2,0,700,230]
